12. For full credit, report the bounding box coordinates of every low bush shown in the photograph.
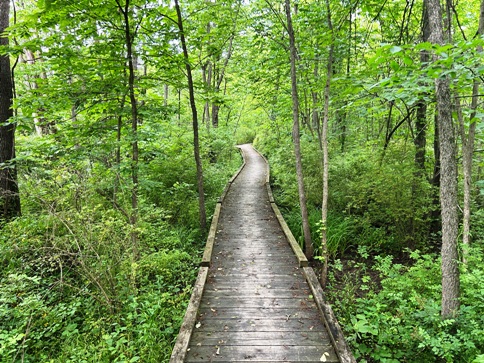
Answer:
[327,248,484,363]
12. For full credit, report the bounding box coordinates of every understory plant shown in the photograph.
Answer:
[327,247,484,363]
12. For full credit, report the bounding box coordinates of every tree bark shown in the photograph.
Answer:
[164,84,169,107]
[460,0,484,259]
[285,0,313,259]
[0,0,21,221]
[117,0,139,259]
[411,3,430,246]
[175,0,207,231]
[415,3,430,175]
[320,0,334,287]
[426,0,460,318]
[23,49,56,136]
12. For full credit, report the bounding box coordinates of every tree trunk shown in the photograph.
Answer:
[211,6,239,129]
[0,0,21,221]
[164,84,169,107]
[202,62,212,130]
[411,2,430,246]
[320,0,334,287]
[285,0,313,259]
[117,0,139,259]
[415,3,430,175]
[312,61,322,150]
[460,0,484,259]
[175,0,207,231]
[23,49,56,136]
[426,0,460,318]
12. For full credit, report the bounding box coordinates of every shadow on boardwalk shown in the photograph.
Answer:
[171,144,354,363]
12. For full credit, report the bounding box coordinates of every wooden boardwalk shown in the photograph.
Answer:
[171,144,354,363]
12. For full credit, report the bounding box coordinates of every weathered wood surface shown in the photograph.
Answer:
[182,144,341,362]
[201,203,222,267]
[170,267,209,362]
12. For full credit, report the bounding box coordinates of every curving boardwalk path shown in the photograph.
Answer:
[172,144,348,362]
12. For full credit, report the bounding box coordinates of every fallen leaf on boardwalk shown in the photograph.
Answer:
[195,322,201,329]
[309,326,314,330]
[211,308,216,312]
[320,352,330,361]
[197,343,201,346]
[216,347,220,355]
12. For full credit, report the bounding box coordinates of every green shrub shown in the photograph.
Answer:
[332,248,484,362]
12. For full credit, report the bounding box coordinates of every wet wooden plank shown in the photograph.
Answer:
[193,317,325,332]
[190,331,329,346]
[203,289,311,299]
[198,307,322,320]
[204,280,309,289]
[201,297,318,309]
[211,252,297,260]
[185,345,339,362]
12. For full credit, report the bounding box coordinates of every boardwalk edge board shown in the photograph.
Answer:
[170,146,246,363]
[169,267,209,363]
[200,203,221,267]
[253,146,308,267]
[256,146,356,363]
[303,267,357,363]
[204,145,246,266]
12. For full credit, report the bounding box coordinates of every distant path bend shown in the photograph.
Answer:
[184,144,339,362]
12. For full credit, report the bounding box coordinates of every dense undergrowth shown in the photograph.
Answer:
[254,124,484,363]
[0,124,241,362]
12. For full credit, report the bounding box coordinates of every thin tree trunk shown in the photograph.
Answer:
[117,0,139,259]
[175,0,207,231]
[285,0,313,259]
[312,60,322,150]
[320,0,334,287]
[426,0,460,318]
[202,62,211,130]
[411,3,430,247]
[460,0,484,259]
[23,49,55,135]
[415,3,430,175]
[164,84,169,107]
[114,94,126,206]
[0,0,21,220]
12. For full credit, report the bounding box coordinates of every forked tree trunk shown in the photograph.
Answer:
[0,0,21,221]
[285,0,313,259]
[425,0,460,318]
[175,0,207,231]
